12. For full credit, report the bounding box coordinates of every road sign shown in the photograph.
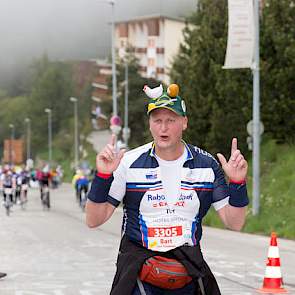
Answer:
[247,120,264,136]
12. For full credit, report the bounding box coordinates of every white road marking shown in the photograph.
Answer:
[228,271,245,279]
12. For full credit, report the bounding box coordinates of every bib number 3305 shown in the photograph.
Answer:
[148,226,182,238]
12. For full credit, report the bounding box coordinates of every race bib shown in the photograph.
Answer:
[142,217,195,252]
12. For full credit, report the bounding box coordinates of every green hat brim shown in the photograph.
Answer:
[147,105,185,116]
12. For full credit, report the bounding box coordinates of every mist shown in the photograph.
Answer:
[0,0,197,87]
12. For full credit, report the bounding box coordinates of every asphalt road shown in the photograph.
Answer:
[0,184,294,295]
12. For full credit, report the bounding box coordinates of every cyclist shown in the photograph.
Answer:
[51,168,60,189]
[20,168,30,205]
[39,166,51,208]
[72,169,83,202]
[14,168,23,204]
[76,174,90,208]
[1,169,16,204]
[1,169,16,215]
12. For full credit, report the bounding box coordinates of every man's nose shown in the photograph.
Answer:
[160,121,168,132]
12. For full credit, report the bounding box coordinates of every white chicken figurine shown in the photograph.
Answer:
[143,84,163,99]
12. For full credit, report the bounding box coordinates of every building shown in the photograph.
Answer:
[3,139,24,165]
[72,60,98,98]
[90,60,112,129]
[91,59,112,103]
[90,14,187,129]
[115,14,186,84]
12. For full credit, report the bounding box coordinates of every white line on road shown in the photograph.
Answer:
[228,271,245,279]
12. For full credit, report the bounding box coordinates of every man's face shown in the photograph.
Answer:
[149,108,188,151]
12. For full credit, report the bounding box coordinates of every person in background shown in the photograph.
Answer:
[50,168,59,189]
[76,173,90,208]
[38,165,51,198]
[1,169,16,204]
[85,84,249,295]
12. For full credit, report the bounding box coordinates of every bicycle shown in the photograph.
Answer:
[20,183,28,210]
[77,184,88,211]
[3,187,14,216]
[41,185,50,210]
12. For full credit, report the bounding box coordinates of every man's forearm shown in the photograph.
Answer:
[223,205,247,231]
[85,201,115,228]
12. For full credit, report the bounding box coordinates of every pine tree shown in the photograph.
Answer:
[171,0,252,156]
[29,58,74,152]
[260,0,295,143]
[115,51,160,148]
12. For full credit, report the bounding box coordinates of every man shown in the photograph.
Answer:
[86,84,249,295]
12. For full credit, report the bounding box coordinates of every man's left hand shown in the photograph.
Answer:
[217,138,248,182]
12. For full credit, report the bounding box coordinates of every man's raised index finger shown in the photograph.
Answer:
[109,134,117,147]
[231,137,238,155]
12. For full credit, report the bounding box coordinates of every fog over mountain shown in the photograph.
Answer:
[0,0,196,86]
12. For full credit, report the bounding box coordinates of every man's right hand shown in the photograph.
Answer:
[96,134,125,175]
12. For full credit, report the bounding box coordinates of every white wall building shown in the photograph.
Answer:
[115,15,186,84]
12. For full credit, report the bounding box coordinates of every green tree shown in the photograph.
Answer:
[171,0,252,157]
[112,52,160,148]
[260,0,295,144]
[0,55,95,169]
[0,95,30,157]
[28,57,74,155]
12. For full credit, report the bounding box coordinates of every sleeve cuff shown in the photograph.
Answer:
[228,183,249,207]
[97,171,112,179]
[87,174,114,203]
[229,179,246,185]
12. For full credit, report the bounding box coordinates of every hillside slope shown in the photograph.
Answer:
[204,139,295,240]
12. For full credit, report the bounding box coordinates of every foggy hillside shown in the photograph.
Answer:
[0,0,197,87]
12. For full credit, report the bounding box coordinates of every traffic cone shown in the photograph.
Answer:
[257,232,287,293]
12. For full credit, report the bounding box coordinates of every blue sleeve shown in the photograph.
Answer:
[87,174,114,203]
[212,160,229,203]
[228,183,249,207]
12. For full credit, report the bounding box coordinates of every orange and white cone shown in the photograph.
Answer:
[257,232,287,294]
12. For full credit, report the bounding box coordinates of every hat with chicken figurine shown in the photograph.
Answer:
[143,83,186,116]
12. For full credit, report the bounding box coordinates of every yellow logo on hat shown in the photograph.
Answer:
[148,103,156,113]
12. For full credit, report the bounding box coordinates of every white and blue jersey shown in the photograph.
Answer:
[89,142,247,252]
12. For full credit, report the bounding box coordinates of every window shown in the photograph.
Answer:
[148,39,155,48]
[148,58,155,67]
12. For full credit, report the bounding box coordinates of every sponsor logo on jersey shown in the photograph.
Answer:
[179,193,193,201]
[146,171,158,179]
[147,194,165,201]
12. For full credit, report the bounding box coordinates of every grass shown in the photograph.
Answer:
[203,139,295,240]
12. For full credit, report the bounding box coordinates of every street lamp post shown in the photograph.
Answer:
[70,97,79,169]
[44,108,52,166]
[122,61,130,148]
[9,124,15,166]
[252,0,260,216]
[24,118,31,162]
[109,0,118,117]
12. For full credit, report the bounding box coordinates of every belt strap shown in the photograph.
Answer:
[198,277,206,295]
[136,278,147,295]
